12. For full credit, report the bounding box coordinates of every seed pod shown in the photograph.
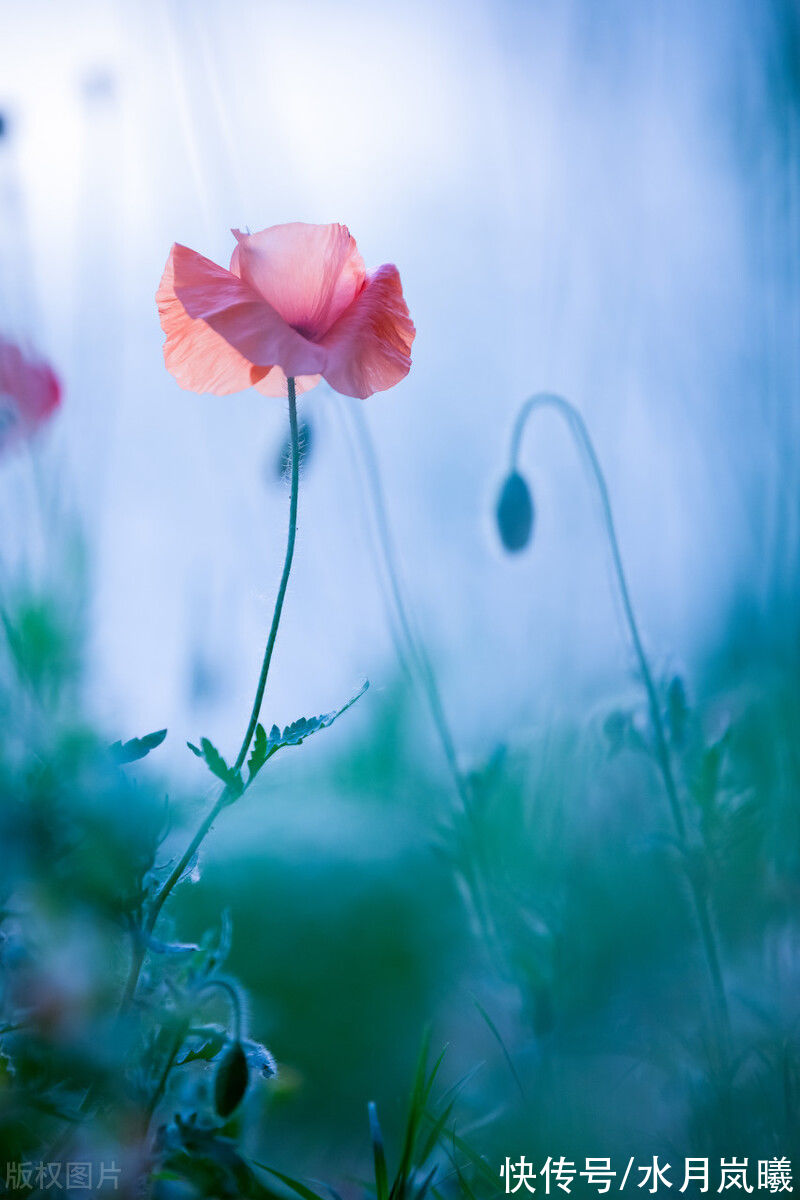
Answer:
[496,471,534,553]
[213,1039,249,1119]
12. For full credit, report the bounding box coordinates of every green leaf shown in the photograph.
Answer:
[394,1032,447,1196]
[200,738,234,785]
[190,738,244,799]
[247,681,369,785]
[446,1131,500,1192]
[110,728,167,764]
[177,1026,227,1065]
[368,1101,390,1200]
[472,997,525,1100]
[247,722,269,781]
[254,1164,327,1200]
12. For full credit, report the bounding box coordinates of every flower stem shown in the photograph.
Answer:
[342,400,468,808]
[232,375,300,773]
[195,977,243,1041]
[121,377,301,1011]
[142,979,243,1134]
[510,392,731,1063]
[340,400,502,959]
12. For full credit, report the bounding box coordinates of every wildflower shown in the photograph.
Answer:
[0,336,61,455]
[156,223,415,400]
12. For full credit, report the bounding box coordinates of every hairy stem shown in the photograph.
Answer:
[511,392,731,1061]
[195,977,243,1041]
[143,1019,189,1133]
[143,980,242,1133]
[231,376,300,773]
[121,378,300,1013]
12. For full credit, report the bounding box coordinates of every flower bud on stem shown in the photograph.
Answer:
[507,392,731,1069]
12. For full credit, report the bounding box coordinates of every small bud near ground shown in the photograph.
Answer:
[496,471,534,553]
[213,1040,249,1119]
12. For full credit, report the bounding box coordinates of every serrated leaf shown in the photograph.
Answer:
[200,738,232,783]
[247,681,369,785]
[110,728,167,764]
[190,738,244,799]
[247,722,269,782]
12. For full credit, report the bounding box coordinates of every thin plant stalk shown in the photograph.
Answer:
[120,377,301,1013]
[509,391,731,1064]
[341,401,466,806]
[340,399,500,953]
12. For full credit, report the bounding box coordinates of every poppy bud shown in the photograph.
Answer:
[213,1039,249,1119]
[496,471,534,553]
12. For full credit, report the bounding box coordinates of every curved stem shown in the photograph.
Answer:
[343,401,469,811]
[120,378,301,1013]
[514,395,686,840]
[143,980,243,1134]
[341,400,503,961]
[511,392,731,1059]
[195,977,243,1041]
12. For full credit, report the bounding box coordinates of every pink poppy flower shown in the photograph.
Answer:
[0,337,61,455]
[156,223,415,400]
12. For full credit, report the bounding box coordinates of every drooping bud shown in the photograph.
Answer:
[213,1039,249,1119]
[496,471,534,553]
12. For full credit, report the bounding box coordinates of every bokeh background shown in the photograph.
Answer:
[1,0,799,1188]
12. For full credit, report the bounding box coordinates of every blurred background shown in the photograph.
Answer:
[0,0,798,1189]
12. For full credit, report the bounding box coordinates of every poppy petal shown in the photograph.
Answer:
[254,368,322,398]
[230,224,366,341]
[0,337,61,454]
[170,243,326,379]
[319,264,415,399]
[156,245,266,394]
[0,338,61,427]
